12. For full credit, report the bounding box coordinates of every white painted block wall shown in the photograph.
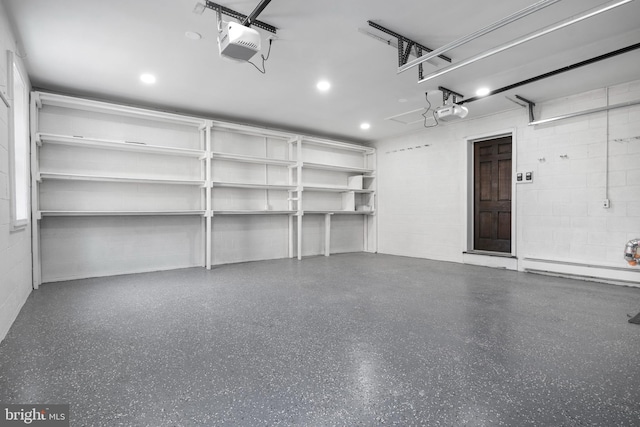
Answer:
[0,3,32,341]
[373,80,640,284]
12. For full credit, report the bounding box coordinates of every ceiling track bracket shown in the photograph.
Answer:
[367,20,450,82]
[398,41,426,79]
[204,1,277,34]
[416,47,424,80]
[515,95,536,123]
[439,86,465,105]
[399,40,415,67]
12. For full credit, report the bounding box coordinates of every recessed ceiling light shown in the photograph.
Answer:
[360,122,371,130]
[185,31,202,40]
[140,73,156,84]
[475,87,490,97]
[316,80,331,92]
[398,98,408,103]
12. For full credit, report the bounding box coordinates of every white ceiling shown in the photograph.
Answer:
[3,0,640,143]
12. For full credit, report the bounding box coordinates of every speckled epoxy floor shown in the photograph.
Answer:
[1,253,639,426]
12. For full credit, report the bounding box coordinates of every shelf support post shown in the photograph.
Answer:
[287,139,294,258]
[205,120,213,269]
[30,92,42,289]
[324,213,331,257]
[296,136,303,260]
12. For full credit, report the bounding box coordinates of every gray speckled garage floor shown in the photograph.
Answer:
[1,253,639,426]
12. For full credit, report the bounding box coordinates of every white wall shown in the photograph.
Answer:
[373,79,640,285]
[0,2,32,341]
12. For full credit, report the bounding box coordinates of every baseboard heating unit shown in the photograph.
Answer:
[522,258,640,288]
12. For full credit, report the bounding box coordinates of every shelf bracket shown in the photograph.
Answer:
[34,92,42,109]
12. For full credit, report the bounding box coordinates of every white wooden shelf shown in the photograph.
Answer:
[38,210,206,217]
[301,137,375,153]
[212,210,297,215]
[302,185,374,193]
[211,151,296,166]
[211,122,293,141]
[37,133,206,158]
[38,172,206,186]
[304,210,375,215]
[212,181,296,190]
[36,92,205,127]
[301,162,374,174]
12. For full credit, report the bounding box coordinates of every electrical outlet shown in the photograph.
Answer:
[516,171,533,184]
[603,199,610,209]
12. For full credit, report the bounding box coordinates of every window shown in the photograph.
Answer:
[9,52,30,229]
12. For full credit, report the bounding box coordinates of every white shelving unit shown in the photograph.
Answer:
[31,92,208,287]
[31,92,377,284]
[289,136,377,260]
[208,125,300,265]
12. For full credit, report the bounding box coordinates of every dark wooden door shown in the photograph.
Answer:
[474,136,512,253]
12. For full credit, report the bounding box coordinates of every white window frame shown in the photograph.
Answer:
[7,50,30,230]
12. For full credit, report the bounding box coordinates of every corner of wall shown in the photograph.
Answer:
[0,2,33,343]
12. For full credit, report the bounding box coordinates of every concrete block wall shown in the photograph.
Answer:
[0,2,32,342]
[374,108,524,263]
[517,82,640,268]
[373,79,640,284]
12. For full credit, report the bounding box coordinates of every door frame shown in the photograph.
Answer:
[463,128,517,260]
